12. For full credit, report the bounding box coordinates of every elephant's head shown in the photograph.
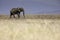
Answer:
[17,7,25,17]
[17,7,24,12]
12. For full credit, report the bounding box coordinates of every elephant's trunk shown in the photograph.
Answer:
[23,10,25,18]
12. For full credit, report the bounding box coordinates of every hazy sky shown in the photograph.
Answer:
[0,0,60,14]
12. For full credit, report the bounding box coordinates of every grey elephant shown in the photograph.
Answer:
[10,7,25,18]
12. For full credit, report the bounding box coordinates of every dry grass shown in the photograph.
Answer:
[0,14,60,40]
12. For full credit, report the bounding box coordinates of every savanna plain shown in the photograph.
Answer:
[0,14,60,40]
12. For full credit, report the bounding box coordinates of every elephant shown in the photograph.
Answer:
[10,7,25,18]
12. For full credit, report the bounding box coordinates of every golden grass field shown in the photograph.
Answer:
[0,14,60,40]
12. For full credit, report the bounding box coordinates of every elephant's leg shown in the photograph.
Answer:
[13,14,15,18]
[10,13,12,18]
[17,13,20,18]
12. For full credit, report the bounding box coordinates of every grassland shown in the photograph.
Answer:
[0,14,60,40]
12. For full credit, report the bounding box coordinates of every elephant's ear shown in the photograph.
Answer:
[18,9,20,12]
[17,8,20,11]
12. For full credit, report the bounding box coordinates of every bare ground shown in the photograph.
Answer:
[0,14,60,40]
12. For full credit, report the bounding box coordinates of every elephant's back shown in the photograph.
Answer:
[10,8,18,13]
